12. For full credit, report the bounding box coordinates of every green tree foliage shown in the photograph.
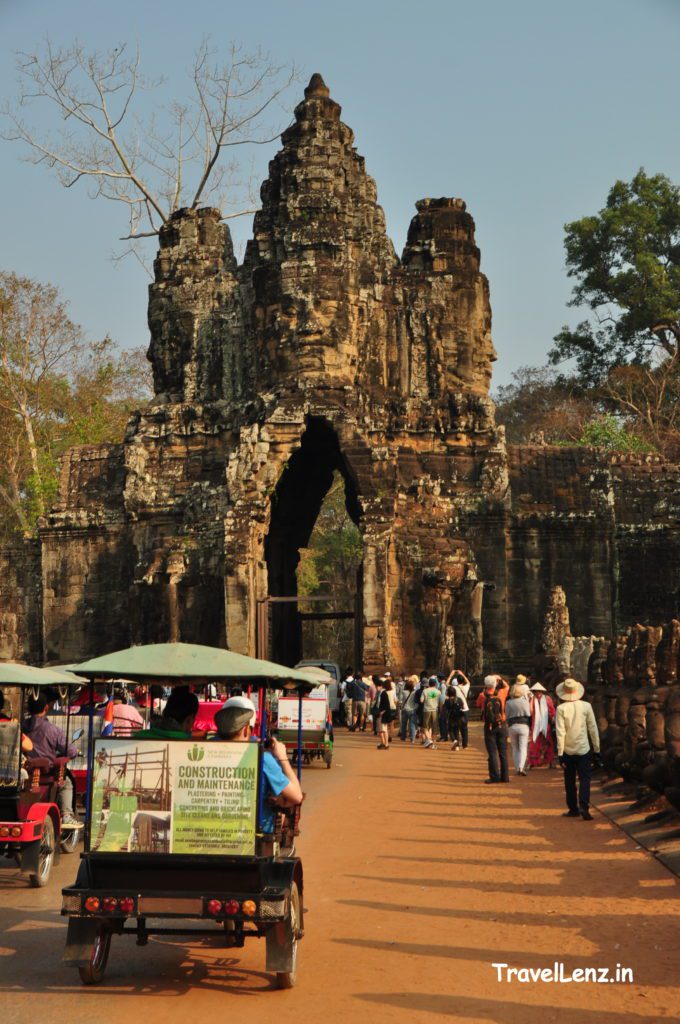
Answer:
[0,272,150,538]
[573,415,652,454]
[297,472,362,669]
[550,169,680,387]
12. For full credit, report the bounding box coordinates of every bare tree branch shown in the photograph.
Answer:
[2,39,298,262]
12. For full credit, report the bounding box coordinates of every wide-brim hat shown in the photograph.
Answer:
[530,682,547,692]
[555,678,584,702]
[515,674,527,685]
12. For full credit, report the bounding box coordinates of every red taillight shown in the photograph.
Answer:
[10,826,22,838]
[118,897,135,915]
[206,899,223,917]
[84,896,100,913]
[223,899,240,915]
[102,897,118,913]
[0,826,9,838]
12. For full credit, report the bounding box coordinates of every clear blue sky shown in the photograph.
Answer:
[1,0,678,389]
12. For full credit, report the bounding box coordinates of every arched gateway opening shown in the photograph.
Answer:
[263,417,362,667]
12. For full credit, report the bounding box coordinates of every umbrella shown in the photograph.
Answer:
[69,642,315,689]
[0,662,85,687]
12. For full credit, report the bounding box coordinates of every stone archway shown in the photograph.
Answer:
[264,416,362,666]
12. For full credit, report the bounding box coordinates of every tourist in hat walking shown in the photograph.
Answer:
[505,676,533,775]
[527,681,556,768]
[555,678,600,820]
[477,674,510,783]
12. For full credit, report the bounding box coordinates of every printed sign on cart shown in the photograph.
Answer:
[89,739,258,855]
[278,695,327,731]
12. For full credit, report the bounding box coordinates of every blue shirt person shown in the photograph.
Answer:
[213,695,303,833]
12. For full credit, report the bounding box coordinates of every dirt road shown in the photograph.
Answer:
[1,724,678,1023]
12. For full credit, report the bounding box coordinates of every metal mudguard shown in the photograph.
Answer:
[63,917,100,965]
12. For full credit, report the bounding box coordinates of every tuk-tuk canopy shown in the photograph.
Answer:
[68,642,315,689]
[0,662,85,688]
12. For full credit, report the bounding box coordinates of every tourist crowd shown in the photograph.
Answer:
[339,666,601,820]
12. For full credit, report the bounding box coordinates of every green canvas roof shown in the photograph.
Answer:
[0,662,85,688]
[69,642,315,689]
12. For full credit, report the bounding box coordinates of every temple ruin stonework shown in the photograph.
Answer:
[2,75,680,673]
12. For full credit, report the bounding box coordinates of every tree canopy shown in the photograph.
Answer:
[550,169,680,387]
[0,272,150,538]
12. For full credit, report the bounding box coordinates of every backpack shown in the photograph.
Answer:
[447,695,465,720]
[483,695,504,731]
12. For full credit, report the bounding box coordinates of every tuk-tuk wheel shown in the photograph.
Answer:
[275,881,300,990]
[60,827,81,854]
[29,816,55,888]
[78,925,111,985]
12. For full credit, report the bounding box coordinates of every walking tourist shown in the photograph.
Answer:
[555,677,600,820]
[477,674,510,783]
[351,671,368,732]
[369,676,380,735]
[377,678,398,749]
[400,676,420,742]
[444,679,469,750]
[448,669,471,749]
[505,676,533,775]
[527,681,556,768]
[420,675,441,749]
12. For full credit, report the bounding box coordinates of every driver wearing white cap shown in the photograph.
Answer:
[214,696,303,833]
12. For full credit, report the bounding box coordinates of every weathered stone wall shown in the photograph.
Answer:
[0,540,41,662]
[1,73,679,674]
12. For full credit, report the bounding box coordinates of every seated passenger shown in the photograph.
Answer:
[134,687,198,739]
[0,692,33,753]
[214,696,303,833]
[111,685,144,736]
[23,694,81,827]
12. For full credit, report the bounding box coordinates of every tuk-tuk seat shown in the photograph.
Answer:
[24,755,68,793]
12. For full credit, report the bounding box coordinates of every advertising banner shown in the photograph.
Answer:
[89,738,258,855]
[278,695,327,732]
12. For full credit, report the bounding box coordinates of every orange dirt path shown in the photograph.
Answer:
[0,723,678,1023]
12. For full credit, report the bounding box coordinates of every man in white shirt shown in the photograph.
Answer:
[555,678,600,821]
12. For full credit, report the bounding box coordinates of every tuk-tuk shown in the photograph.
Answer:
[60,642,314,988]
[278,666,333,768]
[0,663,86,887]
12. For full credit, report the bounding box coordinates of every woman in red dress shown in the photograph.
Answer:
[527,682,556,768]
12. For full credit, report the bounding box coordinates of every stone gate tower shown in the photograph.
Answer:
[14,74,678,673]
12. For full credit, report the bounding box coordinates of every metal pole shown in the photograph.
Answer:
[257,687,267,832]
[296,689,303,781]
[84,680,94,850]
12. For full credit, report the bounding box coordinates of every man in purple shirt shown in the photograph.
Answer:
[24,695,82,827]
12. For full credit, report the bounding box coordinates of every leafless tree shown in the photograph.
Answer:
[2,39,297,267]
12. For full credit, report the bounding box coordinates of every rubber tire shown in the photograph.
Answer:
[60,827,81,854]
[29,816,55,888]
[275,881,300,989]
[78,925,111,985]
